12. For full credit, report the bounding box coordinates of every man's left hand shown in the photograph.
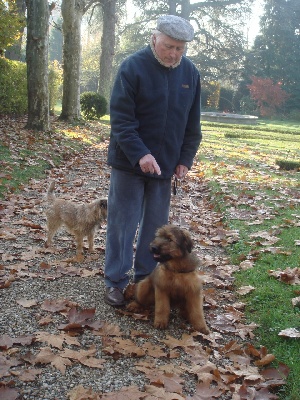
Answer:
[174,165,188,179]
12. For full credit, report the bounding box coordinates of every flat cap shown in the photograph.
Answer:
[157,15,194,42]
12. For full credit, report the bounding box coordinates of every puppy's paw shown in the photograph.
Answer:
[65,254,84,263]
[193,324,210,335]
[154,319,168,329]
[126,300,144,313]
[124,283,136,301]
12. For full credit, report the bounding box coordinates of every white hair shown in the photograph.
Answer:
[152,29,163,37]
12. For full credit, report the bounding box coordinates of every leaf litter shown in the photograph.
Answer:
[0,117,291,399]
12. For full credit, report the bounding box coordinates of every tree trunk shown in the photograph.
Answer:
[25,0,50,131]
[60,0,85,121]
[168,0,177,14]
[98,0,116,106]
[180,0,191,20]
[5,0,26,61]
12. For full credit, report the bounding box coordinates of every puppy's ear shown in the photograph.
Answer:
[181,229,193,253]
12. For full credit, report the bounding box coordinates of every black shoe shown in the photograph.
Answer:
[105,287,125,306]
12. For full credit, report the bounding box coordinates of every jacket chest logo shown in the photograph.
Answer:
[182,84,189,89]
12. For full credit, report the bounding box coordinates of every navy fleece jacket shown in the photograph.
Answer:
[107,45,202,179]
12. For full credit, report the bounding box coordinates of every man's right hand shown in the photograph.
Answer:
[139,154,161,175]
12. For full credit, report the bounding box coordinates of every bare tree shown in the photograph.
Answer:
[60,0,118,120]
[98,0,117,102]
[25,0,53,131]
[60,0,86,121]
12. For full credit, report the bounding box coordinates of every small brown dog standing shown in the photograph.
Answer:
[45,181,107,262]
[127,224,209,333]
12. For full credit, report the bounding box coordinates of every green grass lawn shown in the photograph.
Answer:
[199,119,300,400]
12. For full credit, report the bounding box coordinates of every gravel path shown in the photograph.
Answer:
[0,142,281,399]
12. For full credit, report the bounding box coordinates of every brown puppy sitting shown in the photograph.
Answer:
[45,181,107,262]
[127,224,209,333]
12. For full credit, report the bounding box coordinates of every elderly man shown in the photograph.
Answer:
[104,15,202,306]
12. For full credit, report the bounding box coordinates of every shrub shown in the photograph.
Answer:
[80,92,107,120]
[200,87,210,109]
[201,81,220,110]
[0,57,27,115]
[287,109,300,121]
[240,95,257,115]
[248,76,289,117]
[275,159,300,171]
[206,81,220,110]
[219,87,234,112]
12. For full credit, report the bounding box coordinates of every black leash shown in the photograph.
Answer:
[173,177,182,226]
[173,177,181,195]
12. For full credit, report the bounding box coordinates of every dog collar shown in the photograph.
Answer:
[164,264,196,273]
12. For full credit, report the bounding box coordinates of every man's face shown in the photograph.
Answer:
[153,33,186,66]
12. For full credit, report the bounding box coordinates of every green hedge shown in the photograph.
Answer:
[80,91,107,120]
[0,57,27,115]
[0,57,63,116]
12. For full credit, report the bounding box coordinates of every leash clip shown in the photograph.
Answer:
[173,177,182,195]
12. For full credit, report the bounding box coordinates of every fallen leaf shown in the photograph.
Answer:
[17,368,43,382]
[41,299,78,312]
[239,260,254,270]
[16,298,38,308]
[291,296,300,307]
[35,331,81,349]
[144,384,185,399]
[0,386,19,400]
[237,285,255,295]
[68,384,101,400]
[34,347,72,374]
[278,328,300,338]
[58,307,99,330]
[254,354,276,366]
[268,267,300,285]
[186,381,224,399]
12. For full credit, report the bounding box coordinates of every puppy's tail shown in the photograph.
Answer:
[47,181,56,202]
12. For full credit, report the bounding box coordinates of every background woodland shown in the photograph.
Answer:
[0,0,300,129]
